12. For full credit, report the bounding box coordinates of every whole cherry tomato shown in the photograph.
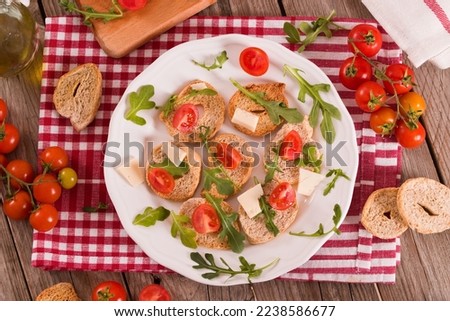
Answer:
[192,203,221,234]
[383,63,415,95]
[5,159,34,190]
[339,56,373,90]
[399,92,426,127]
[139,284,171,301]
[172,103,199,133]
[369,108,397,135]
[269,182,296,210]
[118,0,148,11]
[92,281,127,301]
[32,173,62,204]
[0,123,20,154]
[39,146,69,172]
[214,142,242,170]
[2,190,33,220]
[58,167,78,189]
[395,119,426,149]
[29,204,59,232]
[0,98,8,122]
[0,153,9,175]
[147,168,175,194]
[239,47,269,76]
[355,81,387,112]
[347,24,383,57]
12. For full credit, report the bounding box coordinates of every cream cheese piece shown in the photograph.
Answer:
[162,142,187,167]
[116,158,145,187]
[231,108,259,132]
[298,168,326,196]
[190,82,208,90]
[237,184,264,218]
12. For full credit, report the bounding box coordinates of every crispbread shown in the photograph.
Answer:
[35,282,81,301]
[361,188,408,239]
[228,82,288,136]
[397,177,450,234]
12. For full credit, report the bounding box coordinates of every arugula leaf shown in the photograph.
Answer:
[203,167,235,196]
[290,204,342,237]
[264,147,283,184]
[170,211,198,249]
[323,169,351,196]
[59,0,124,26]
[205,193,245,253]
[258,196,279,236]
[230,78,304,125]
[295,142,322,173]
[132,206,170,227]
[158,88,217,118]
[158,94,177,118]
[185,88,217,99]
[284,65,341,144]
[192,50,229,71]
[149,158,189,178]
[124,85,156,125]
[83,202,109,213]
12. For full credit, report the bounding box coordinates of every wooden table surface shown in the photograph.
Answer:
[1,0,449,301]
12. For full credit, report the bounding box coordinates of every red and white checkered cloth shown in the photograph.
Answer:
[32,16,402,283]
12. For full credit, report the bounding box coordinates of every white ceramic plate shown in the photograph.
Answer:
[104,34,358,286]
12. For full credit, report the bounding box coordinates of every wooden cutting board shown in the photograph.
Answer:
[75,0,216,58]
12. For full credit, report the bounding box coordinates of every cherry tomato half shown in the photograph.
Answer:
[92,280,127,301]
[58,167,78,189]
[29,204,59,232]
[32,173,62,204]
[339,56,373,90]
[2,190,33,220]
[279,130,303,161]
[118,0,148,11]
[139,284,171,301]
[269,182,296,211]
[214,142,242,170]
[239,47,269,76]
[172,103,199,133]
[395,119,426,149]
[192,203,221,234]
[0,98,8,122]
[369,108,397,135]
[147,168,175,194]
[0,123,20,154]
[347,24,383,57]
[39,146,69,172]
[355,81,387,112]
[399,91,426,126]
[383,63,415,95]
[6,159,34,190]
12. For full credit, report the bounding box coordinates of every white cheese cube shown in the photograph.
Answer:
[190,82,208,90]
[298,168,325,196]
[162,142,187,167]
[237,184,264,218]
[116,158,145,187]
[231,108,259,132]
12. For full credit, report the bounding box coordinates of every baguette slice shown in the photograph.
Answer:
[238,181,299,244]
[53,63,102,131]
[397,177,450,234]
[146,144,201,201]
[159,80,225,142]
[201,133,254,199]
[179,198,239,250]
[228,82,288,137]
[361,188,408,239]
[35,282,81,301]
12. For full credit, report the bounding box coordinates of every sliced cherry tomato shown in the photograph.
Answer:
[239,47,269,76]
[0,123,20,154]
[369,108,397,135]
[139,284,171,301]
[269,182,296,211]
[6,159,34,190]
[383,63,415,95]
[172,103,199,133]
[339,56,373,90]
[0,98,8,122]
[191,203,221,234]
[395,119,426,149]
[279,130,303,161]
[32,173,62,204]
[355,81,387,112]
[29,204,59,232]
[399,92,426,127]
[92,281,127,301]
[118,0,148,11]
[147,168,175,194]
[214,142,242,170]
[39,146,69,172]
[2,190,33,220]
[58,167,78,189]
[347,24,383,57]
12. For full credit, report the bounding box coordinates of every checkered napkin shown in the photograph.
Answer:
[32,16,402,283]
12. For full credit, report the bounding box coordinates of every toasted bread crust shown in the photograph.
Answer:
[228,82,288,136]
[35,282,81,301]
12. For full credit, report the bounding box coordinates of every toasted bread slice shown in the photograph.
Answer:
[179,198,239,250]
[201,133,254,199]
[361,188,408,239]
[146,144,201,201]
[159,80,225,142]
[53,63,102,131]
[265,117,319,185]
[35,282,81,301]
[228,82,288,137]
[397,177,450,234]
[238,181,299,244]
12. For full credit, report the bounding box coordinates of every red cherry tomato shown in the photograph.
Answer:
[191,203,221,234]
[239,47,269,76]
[2,190,33,220]
[32,173,62,204]
[139,284,171,301]
[147,168,175,194]
[118,0,148,11]
[347,24,383,57]
[369,108,397,135]
[39,146,69,172]
[269,182,296,211]
[29,204,59,232]
[395,119,426,149]
[0,153,8,175]
[355,81,387,112]
[0,123,20,154]
[338,56,373,90]
[383,63,415,95]
[279,130,303,161]
[0,98,8,122]
[5,159,34,190]
[172,103,199,133]
[214,142,242,170]
[92,281,127,301]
